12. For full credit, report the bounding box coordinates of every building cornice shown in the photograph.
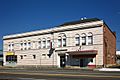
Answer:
[3,20,103,40]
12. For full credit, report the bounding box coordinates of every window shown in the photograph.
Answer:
[47,38,51,48]
[42,54,46,58]
[62,35,66,47]
[58,36,62,47]
[33,55,36,59]
[81,33,86,45]
[42,54,46,56]
[24,43,27,50]
[90,58,93,63]
[20,55,23,59]
[8,43,14,51]
[11,43,14,51]
[58,33,67,47]
[75,34,80,46]
[8,44,11,51]
[42,38,46,48]
[24,55,27,57]
[21,43,23,50]
[6,55,17,62]
[88,32,93,45]
[28,42,31,49]
[38,41,41,49]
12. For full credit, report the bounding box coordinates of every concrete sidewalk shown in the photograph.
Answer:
[0,66,93,71]
[1,66,120,72]
[94,68,120,72]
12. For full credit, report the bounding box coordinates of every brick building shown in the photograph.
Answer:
[3,18,116,68]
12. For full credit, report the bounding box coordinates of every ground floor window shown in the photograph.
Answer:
[6,55,17,62]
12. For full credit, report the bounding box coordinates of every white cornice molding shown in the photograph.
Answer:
[3,20,103,40]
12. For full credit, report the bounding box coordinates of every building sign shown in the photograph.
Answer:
[6,52,14,56]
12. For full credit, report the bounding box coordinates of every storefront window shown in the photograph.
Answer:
[6,55,17,62]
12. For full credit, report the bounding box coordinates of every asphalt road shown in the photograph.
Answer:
[0,68,120,80]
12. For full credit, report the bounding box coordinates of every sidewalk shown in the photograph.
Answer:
[1,66,120,72]
[94,68,120,72]
[0,66,94,71]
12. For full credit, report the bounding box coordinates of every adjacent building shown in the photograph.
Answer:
[116,51,120,64]
[0,50,3,66]
[3,18,116,68]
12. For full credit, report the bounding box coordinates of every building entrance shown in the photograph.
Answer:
[80,58,84,67]
[60,55,66,68]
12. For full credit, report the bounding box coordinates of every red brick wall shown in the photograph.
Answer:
[103,24,116,66]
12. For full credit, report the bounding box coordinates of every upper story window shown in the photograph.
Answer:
[27,42,31,50]
[47,38,51,48]
[81,33,86,45]
[8,44,11,51]
[8,43,14,51]
[38,40,41,49]
[88,32,93,45]
[20,41,31,50]
[11,43,14,51]
[62,35,66,47]
[42,38,46,48]
[20,43,23,50]
[24,42,27,50]
[75,34,80,46]
[58,33,67,47]
[58,36,62,47]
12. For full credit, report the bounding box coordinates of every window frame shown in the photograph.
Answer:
[58,36,62,47]
[88,32,93,45]
[33,55,36,59]
[42,38,46,48]
[47,38,51,48]
[62,35,66,47]
[81,33,86,45]
[75,34,80,46]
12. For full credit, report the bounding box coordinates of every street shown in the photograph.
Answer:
[0,68,120,80]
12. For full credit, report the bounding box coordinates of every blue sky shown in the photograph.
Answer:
[0,0,120,50]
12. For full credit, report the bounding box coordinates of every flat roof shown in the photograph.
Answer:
[3,18,103,40]
[59,18,100,26]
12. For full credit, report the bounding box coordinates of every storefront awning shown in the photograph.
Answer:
[67,50,97,55]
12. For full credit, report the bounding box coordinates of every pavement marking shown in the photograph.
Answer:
[1,72,120,79]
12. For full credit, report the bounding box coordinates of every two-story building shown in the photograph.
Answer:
[3,18,116,68]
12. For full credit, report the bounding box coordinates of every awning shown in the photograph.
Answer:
[6,52,14,55]
[67,50,97,55]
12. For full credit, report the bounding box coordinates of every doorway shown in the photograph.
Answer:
[80,58,84,67]
[60,55,66,68]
